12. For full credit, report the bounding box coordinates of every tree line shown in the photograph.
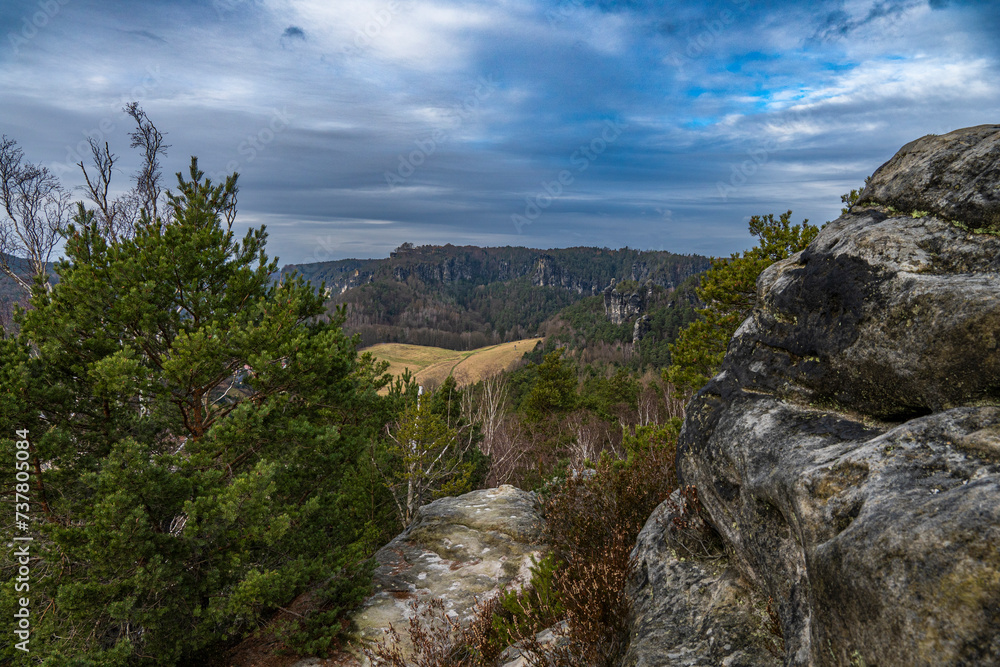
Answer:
[1,106,830,665]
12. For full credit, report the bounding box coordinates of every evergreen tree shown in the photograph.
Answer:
[0,159,392,665]
[523,349,578,422]
[666,211,820,397]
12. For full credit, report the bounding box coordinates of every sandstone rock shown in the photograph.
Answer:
[633,314,651,344]
[857,124,1000,231]
[351,485,548,661]
[625,493,782,667]
[677,128,1000,665]
[604,280,649,325]
[731,211,1000,419]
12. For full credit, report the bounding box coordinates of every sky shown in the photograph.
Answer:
[1,0,998,266]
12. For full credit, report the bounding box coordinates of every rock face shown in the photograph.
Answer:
[857,124,1000,231]
[625,494,782,667]
[677,128,1000,665]
[604,280,652,325]
[352,486,547,660]
[532,254,601,294]
[632,314,651,344]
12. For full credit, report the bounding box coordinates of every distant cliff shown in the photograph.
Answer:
[279,245,711,350]
[281,245,710,297]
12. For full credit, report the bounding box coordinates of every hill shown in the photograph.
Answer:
[535,273,703,371]
[364,337,544,390]
[281,244,712,350]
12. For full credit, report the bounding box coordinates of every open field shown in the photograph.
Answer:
[363,338,544,389]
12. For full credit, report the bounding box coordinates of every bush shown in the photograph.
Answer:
[364,425,678,667]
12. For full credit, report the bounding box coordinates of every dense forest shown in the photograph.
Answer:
[0,110,822,666]
[280,244,711,350]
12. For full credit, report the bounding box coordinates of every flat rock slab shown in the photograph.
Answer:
[351,485,547,660]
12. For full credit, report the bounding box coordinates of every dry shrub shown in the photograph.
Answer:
[538,427,677,665]
[363,597,491,667]
[365,428,678,667]
[662,484,724,560]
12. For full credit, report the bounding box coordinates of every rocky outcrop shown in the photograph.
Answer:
[351,486,547,661]
[857,124,1000,231]
[625,493,782,667]
[632,314,651,344]
[604,279,652,325]
[532,254,600,294]
[676,128,1000,665]
[392,255,478,283]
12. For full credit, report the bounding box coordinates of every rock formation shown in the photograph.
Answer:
[626,492,783,666]
[532,254,601,294]
[674,126,1000,665]
[604,279,652,325]
[632,314,651,344]
[351,486,548,662]
[857,124,1000,231]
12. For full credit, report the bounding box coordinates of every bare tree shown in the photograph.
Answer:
[77,103,170,243]
[0,136,71,295]
[468,368,509,458]
[125,102,168,223]
[1,104,170,303]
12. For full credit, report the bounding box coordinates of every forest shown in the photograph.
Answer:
[0,110,820,666]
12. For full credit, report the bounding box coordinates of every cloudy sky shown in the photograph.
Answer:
[1,0,998,265]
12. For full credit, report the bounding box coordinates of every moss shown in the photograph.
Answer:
[813,461,869,500]
[952,426,1000,463]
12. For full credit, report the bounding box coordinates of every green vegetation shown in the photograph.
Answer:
[665,211,821,397]
[0,160,403,664]
[375,376,486,528]
[840,176,870,213]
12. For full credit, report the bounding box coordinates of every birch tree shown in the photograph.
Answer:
[0,136,70,294]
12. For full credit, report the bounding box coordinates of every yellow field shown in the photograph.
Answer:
[363,338,544,389]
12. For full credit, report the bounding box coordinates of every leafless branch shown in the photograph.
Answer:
[125,102,169,224]
[0,135,69,297]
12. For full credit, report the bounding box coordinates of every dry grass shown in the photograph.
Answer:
[364,338,543,390]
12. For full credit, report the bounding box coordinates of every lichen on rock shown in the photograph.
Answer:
[672,126,1000,665]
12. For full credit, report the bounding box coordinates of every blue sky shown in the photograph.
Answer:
[1,0,998,265]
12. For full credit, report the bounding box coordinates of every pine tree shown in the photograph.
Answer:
[1,159,393,665]
[665,211,820,398]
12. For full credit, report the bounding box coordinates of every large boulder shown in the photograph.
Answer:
[857,124,1000,231]
[677,127,1000,665]
[351,485,547,661]
[625,493,783,667]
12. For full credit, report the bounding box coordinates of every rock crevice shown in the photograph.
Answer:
[672,126,1000,665]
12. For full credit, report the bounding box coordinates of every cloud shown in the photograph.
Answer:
[0,0,997,262]
[812,1,921,41]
